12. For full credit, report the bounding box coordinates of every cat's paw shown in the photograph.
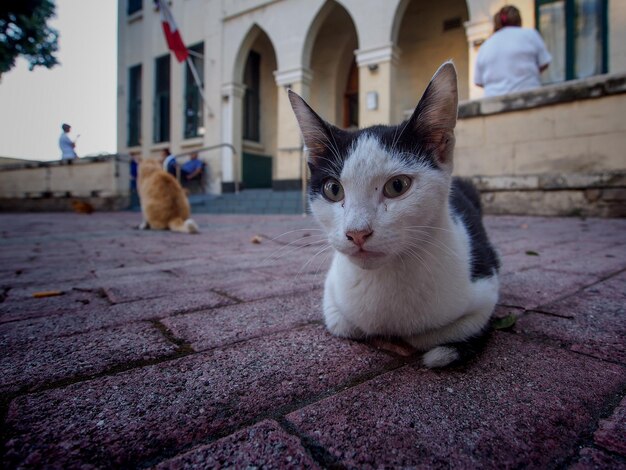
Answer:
[422,346,460,368]
[138,221,150,230]
[325,312,364,339]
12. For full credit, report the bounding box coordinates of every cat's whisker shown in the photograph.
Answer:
[262,234,329,264]
[267,235,329,260]
[295,243,332,282]
[265,228,325,244]
[404,229,462,260]
[315,248,333,277]
[404,241,450,276]
[404,225,455,233]
[403,247,440,308]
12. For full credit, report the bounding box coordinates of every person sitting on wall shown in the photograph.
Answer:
[180,152,203,182]
[474,5,552,97]
[161,148,177,177]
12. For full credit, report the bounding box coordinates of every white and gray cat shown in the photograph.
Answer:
[289,62,500,368]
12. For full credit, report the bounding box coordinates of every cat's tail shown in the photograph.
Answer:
[168,217,199,234]
[422,328,491,368]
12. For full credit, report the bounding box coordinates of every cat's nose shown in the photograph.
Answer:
[346,229,373,247]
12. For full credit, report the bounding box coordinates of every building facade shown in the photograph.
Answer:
[117,0,625,195]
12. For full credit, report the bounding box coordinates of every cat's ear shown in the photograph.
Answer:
[288,90,336,164]
[408,61,458,168]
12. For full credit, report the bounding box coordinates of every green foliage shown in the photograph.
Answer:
[492,314,517,331]
[0,0,59,74]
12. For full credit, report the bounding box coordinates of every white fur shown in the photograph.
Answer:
[423,346,460,368]
[184,218,199,234]
[311,135,499,367]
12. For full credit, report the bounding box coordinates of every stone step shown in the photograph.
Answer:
[189,189,308,214]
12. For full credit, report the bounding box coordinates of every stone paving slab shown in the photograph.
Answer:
[154,420,320,469]
[571,447,626,469]
[286,333,625,468]
[1,212,625,468]
[0,321,178,394]
[594,395,626,455]
[161,289,323,351]
[499,267,601,309]
[0,291,234,346]
[515,271,626,364]
[4,326,395,468]
[0,288,110,323]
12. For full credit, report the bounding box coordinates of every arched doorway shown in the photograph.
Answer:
[238,28,278,189]
[394,0,469,122]
[307,1,359,128]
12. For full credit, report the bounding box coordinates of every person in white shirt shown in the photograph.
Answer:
[59,123,78,159]
[161,148,177,176]
[474,5,552,97]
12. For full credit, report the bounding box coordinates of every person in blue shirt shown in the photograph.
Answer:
[181,152,203,182]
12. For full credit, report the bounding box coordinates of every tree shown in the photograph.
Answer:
[0,0,59,75]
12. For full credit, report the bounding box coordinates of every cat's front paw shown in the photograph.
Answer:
[138,221,150,230]
[324,309,365,339]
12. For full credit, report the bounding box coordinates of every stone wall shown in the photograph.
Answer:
[0,155,131,212]
[454,73,626,217]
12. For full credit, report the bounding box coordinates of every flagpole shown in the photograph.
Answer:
[186,56,213,118]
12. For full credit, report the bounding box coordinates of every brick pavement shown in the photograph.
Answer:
[0,212,624,468]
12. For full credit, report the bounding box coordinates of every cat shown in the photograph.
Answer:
[137,158,199,234]
[288,62,500,368]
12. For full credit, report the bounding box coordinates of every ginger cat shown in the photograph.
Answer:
[137,159,199,234]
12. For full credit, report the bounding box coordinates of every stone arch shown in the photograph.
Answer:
[392,0,470,119]
[230,23,279,189]
[232,23,279,84]
[303,0,360,126]
[301,0,360,70]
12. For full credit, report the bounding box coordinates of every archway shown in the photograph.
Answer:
[235,26,278,189]
[393,0,469,122]
[306,1,359,128]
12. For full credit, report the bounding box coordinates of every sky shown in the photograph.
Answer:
[0,1,118,161]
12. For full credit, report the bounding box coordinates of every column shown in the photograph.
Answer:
[220,82,245,193]
[355,44,400,127]
[273,67,313,190]
[464,19,492,100]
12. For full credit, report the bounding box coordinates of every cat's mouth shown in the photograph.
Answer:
[350,249,385,260]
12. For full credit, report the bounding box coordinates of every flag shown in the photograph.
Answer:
[156,0,189,62]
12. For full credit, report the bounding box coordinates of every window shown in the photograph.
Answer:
[537,0,607,84]
[154,54,170,143]
[127,0,142,15]
[343,61,359,129]
[184,43,205,139]
[127,64,142,147]
[243,51,261,142]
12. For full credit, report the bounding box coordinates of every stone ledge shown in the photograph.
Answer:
[0,153,130,171]
[458,72,626,119]
[0,196,130,212]
[469,172,626,191]
[480,188,626,217]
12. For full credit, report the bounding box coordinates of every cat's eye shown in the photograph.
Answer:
[383,175,412,198]
[322,178,344,202]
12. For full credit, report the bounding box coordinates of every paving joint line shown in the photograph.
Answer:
[276,415,346,469]
[141,359,412,469]
[1,348,198,407]
[151,319,195,354]
[559,383,626,468]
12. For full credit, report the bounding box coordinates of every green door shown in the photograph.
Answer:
[242,152,272,188]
